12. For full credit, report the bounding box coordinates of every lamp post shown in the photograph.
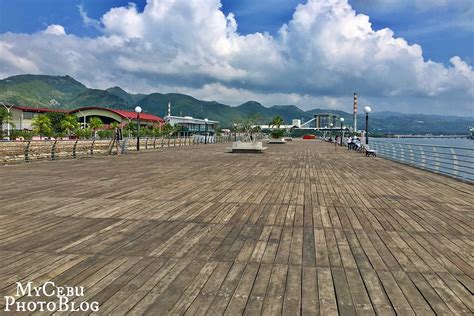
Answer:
[135,106,142,151]
[204,118,209,144]
[339,117,344,145]
[364,106,371,145]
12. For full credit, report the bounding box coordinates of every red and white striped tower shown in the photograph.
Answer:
[353,92,358,132]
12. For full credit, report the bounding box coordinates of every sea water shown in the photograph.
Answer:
[369,137,474,182]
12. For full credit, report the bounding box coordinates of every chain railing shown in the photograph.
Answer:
[370,140,474,182]
[0,135,233,164]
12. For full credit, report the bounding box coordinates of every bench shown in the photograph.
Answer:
[364,144,377,157]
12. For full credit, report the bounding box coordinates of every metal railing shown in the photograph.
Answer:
[370,140,474,183]
[0,135,233,164]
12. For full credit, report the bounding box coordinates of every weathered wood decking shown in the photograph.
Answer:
[0,140,472,315]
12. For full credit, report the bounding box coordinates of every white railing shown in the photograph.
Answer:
[370,140,474,183]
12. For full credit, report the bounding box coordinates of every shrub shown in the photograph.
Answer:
[270,129,285,139]
[97,130,113,139]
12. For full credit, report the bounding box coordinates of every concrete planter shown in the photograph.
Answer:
[268,138,286,144]
[231,141,266,153]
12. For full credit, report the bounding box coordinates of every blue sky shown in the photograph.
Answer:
[1,0,471,64]
[0,0,472,115]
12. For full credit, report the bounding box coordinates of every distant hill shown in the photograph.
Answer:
[0,74,472,133]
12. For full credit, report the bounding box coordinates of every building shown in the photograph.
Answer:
[69,107,164,128]
[165,115,219,136]
[7,105,164,131]
[164,102,219,136]
[8,106,68,130]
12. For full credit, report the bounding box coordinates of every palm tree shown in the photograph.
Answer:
[31,114,52,139]
[270,116,284,128]
[88,117,103,138]
[110,121,120,130]
[60,115,79,137]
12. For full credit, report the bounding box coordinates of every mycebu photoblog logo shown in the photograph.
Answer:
[4,282,99,312]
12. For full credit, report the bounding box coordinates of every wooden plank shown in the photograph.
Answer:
[317,267,338,315]
[301,266,318,315]
[261,264,288,315]
[282,264,302,315]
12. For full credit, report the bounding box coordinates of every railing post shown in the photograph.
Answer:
[433,146,440,171]
[451,148,459,176]
[51,140,58,160]
[90,140,95,156]
[145,138,148,150]
[408,145,414,164]
[72,140,78,158]
[390,143,396,160]
[121,139,128,154]
[399,143,405,162]
[24,141,31,162]
[419,146,425,168]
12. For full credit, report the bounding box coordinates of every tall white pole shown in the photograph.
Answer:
[1,102,14,139]
[353,92,358,133]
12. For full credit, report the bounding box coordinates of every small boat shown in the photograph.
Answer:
[469,127,474,139]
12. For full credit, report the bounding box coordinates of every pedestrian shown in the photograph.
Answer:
[114,126,123,155]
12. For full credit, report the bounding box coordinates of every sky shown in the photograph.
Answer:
[0,0,473,116]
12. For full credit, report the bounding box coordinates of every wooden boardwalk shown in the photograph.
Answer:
[0,140,472,315]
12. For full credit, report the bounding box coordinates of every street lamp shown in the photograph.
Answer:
[339,117,344,145]
[135,106,142,151]
[364,106,371,145]
[204,118,209,144]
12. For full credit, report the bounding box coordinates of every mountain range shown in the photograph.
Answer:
[0,74,472,134]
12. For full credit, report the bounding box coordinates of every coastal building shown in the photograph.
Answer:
[69,107,164,128]
[164,102,219,136]
[7,105,164,130]
[8,106,68,130]
[164,115,219,136]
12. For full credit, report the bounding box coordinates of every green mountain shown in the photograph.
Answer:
[106,86,146,106]
[0,74,88,108]
[0,74,472,133]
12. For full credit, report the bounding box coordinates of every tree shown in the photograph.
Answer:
[110,121,120,130]
[45,112,66,133]
[124,121,137,137]
[0,108,15,138]
[161,123,175,136]
[60,115,79,137]
[76,128,92,139]
[270,116,284,129]
[88,117,103,138]
[31,114,52,139]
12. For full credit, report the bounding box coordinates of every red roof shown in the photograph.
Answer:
[110,109,164,123]
[13,105,164,123]
[13,105,68,113]
[69,107,164,123]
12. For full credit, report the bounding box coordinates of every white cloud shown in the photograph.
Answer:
[0,0,472,115]
[78,5,102,30]
[43,24,66,35]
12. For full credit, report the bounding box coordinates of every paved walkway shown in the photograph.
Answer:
[0,140,472,314]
